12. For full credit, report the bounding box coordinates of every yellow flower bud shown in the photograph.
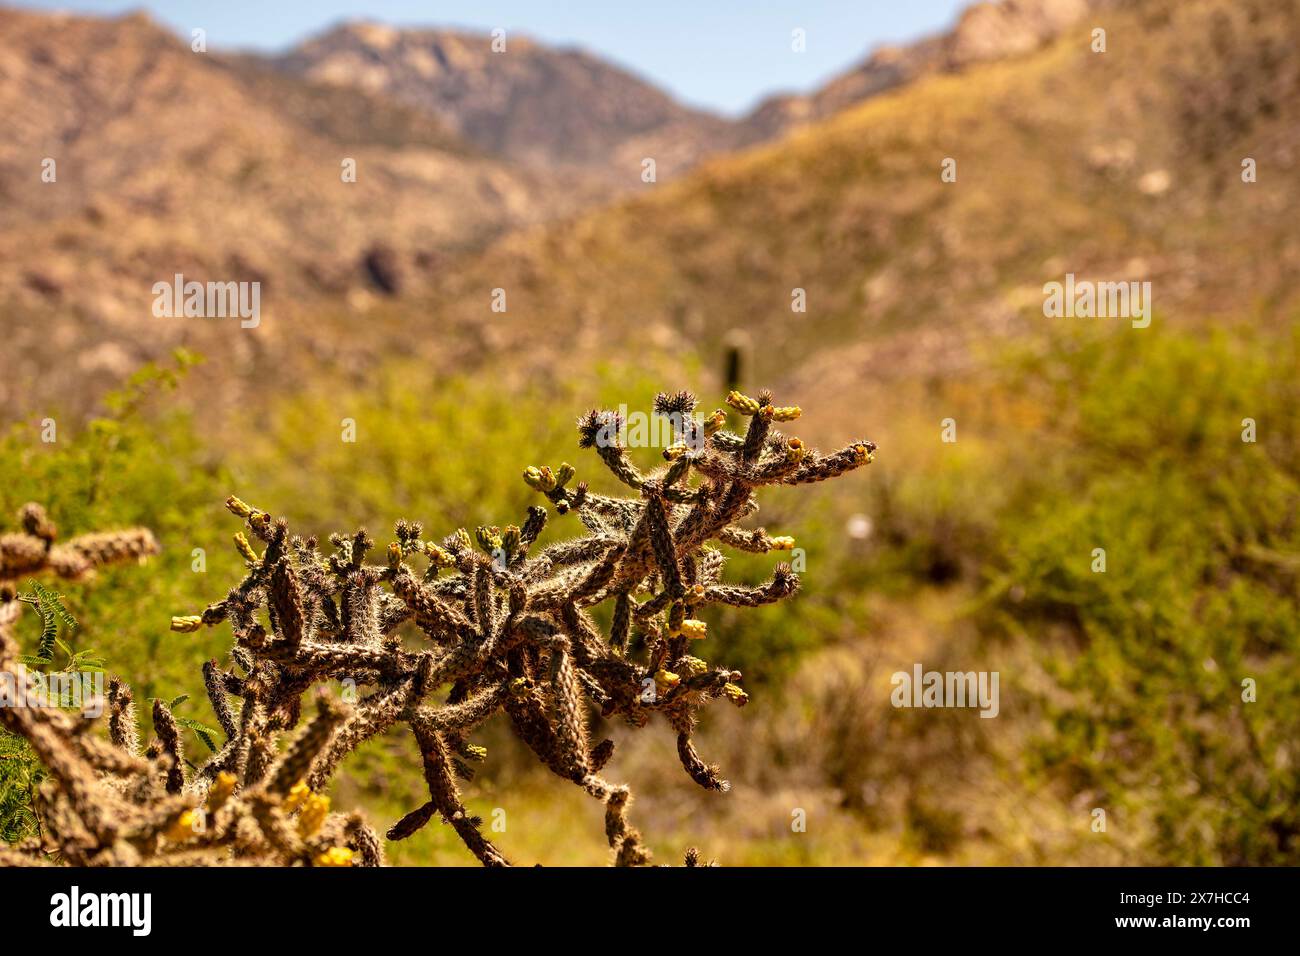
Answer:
[387,541,402,569]
[723,682,750,707]
[654,669,681,694]
[726,391,761,416]
[772,406,802,422]
[225,495,253,518]
[769,536,795,551]
[314,847,354,867]
[297,792,331,838]
[680,619,708,640]
[233,531,259,563]
[555,462,576,488]
[284,780,311,813]
[170,615,203,633]
[704,409,727,435]
[164,810,196,842]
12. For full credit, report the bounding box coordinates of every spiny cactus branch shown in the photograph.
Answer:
[163,389,873,866]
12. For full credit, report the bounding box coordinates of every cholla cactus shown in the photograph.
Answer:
[0,510,380,867]
[0,503,159,584]
[167,389,874,866]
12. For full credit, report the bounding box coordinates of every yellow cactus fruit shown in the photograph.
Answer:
[423,542,456,567]
[662,442,689,461]
[678,656,709,678]
[225,495,253,518]
[207,772,237,812]
[475,526,502,553]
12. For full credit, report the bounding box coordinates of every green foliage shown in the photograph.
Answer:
[985,326,1300,864]
[0,727,44,844]
[0,594,110,845]
[1,351,239,707]
[865,323,1300,864]
[15,579,78,667]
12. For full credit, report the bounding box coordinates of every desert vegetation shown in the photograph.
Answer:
[2,388,874,865]
[2,0,1297,869]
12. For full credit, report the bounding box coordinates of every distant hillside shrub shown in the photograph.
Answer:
[988,327,1300,864]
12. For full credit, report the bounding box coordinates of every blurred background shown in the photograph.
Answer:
[2,0,1298,864]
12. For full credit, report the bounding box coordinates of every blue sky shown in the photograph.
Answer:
[12,1,970,114]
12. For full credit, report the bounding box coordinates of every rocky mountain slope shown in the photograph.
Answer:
[265,21,739,182]
[373,0,1298,424]
[270,1,1123,172]
[0,7,597,412]
[5,0,1294,424]
[743,0,1116,140]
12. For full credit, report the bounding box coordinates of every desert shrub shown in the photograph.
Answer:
[980,326,1300,863]
[814,323,1299,864]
